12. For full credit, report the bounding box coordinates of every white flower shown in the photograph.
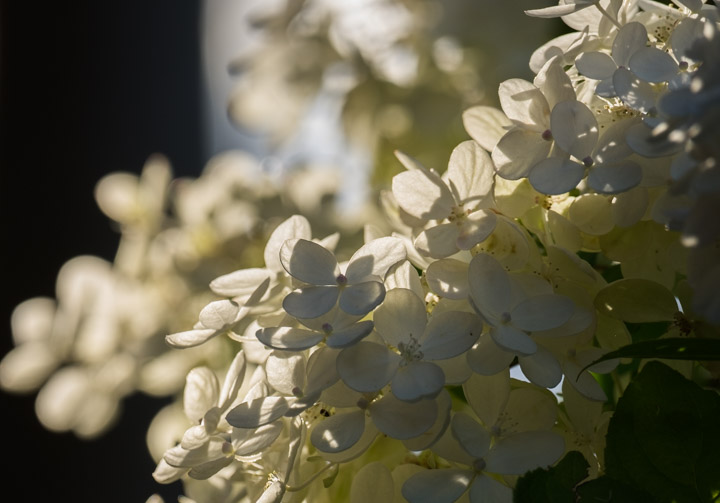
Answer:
[491,57,578,181]
[468,253,575,356]
[392,143,497,258]
[401,411,565,503]
[256,307,374,351]
[279,236,406,318]
[528,115,641,195]
[336,288,482,401]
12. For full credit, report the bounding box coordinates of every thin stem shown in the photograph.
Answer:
[595,2,622,30]
[286,462,338,492]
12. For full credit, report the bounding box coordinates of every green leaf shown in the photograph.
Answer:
[603,361,720,503]
[594,278,678,323]
[514,451,589,503]
[576,476,657,503]
[580,338,720,374]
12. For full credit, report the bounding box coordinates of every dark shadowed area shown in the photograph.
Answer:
[1,2,204,501]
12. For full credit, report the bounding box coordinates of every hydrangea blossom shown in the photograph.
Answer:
[4,1,720,502]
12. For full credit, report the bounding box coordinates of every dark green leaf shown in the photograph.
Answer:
[626,321,672,343]
[580,338,720,374]
[576,476,657,503]
[514,451,589,503]
[603,361,720,503]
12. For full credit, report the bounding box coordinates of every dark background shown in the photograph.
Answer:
[1,2,208,501]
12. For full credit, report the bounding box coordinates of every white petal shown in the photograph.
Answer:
[374,288,428,348]
[469,475,512,503]
[415,224,461,259]
[305,346,340,394]
[392,361,445,402]
[256,326,324,351]
[265,351,306,396]
[184,367,219,423]
[493,128,552,180]
[233,421,284,456]
[525,1,595,18]
[497,79,549,131]
[421,311,483,360]
[629,47,678,83]
[671,17,705,63]
[0,342,59,392]
[199,300,240,330]
[434,353,472,385]
[345,237,407,283]
[466,336,515,375]
[264,215,312,273]
[451,412,491,459]
[402,469,473,503]
[326,320,375,349]
[595,77,616,97]
[337,341,399,393]
[426,259,469,300]
[491,325,537,356]
[534,56,576,110]
[468,253,512,322]
[612,22,648,68]
[152,459,187,484]
[594,118,636,164]
[613,68,659,114]
[485,431,565,474]
[510,294,575,332]
[209,268,272,298]
[587,161,642,194]
[611,187,649,227]
[575,51,616,80]
[225,396,289,428]
[385,260,425,299]
[403,389,453,451]
[503,386,558,432]
[283,286,339,319]
[311,409,366,453]
[518,349,563,389]
[165,328,218,349]
[10,297,55,345]
[181,424,210,450]
[279,239,339,285]
[447,140,495,204]
[550,100,598,159]
[529,158,585,195]
[457,211,497,250]
[320,416,379,463]
[369,394,437,439]
[626,121,682,157]
[562,361,608,401]
[392,170,454,220]
[568,193,614,235]
[167,437,226,468]
[529,30,588,74]
[218,350,247,409]
[462,369,510,427]
[350,462,395,503]
[339,281,385,316]
[462,106,513,152]
[189,456,233,480]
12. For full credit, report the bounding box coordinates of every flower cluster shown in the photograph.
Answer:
[3,1,720,502]
[142,3,720,501]
[0,152,361,438]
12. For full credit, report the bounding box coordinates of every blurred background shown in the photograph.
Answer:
[1,1,561,501]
